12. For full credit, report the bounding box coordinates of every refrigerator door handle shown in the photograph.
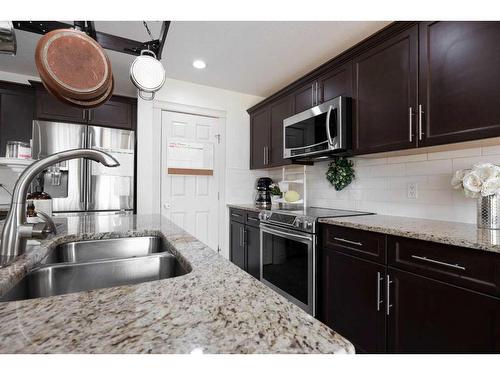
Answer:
[87,128,94,206]
[79,130,86,204]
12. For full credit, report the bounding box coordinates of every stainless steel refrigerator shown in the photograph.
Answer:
[32,120,135,213]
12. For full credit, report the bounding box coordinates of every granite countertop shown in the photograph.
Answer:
[227,203,267,213]
[0,213,353,354]
[319,214,500,254]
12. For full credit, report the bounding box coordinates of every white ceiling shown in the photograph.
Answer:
[0,21,390,97]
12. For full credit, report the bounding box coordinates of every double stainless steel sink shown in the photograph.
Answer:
[0,236,188,302]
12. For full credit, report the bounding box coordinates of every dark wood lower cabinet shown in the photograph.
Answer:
[387,268,500,353]
[319,223,500,354]
[230,220,246,271]
[229,209,261,279]
[320,248,386,353]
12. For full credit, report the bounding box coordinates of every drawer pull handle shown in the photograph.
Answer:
[411,255,466,271]
[231,213,242,218]
[334,237,362,247]
[248,217,259,222]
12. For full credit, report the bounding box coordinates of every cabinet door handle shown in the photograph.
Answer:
[386,274,393,316]
[418,104,424,141]
[376,272,384,312]
[239,227,244,247]
[408,106,413,142]
[333,237,362,247]
[411,255,466,271]
[243,228,247,246]
[82,110,86,121]
[263,147,267,165]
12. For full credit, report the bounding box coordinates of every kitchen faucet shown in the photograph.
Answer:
[0,148,119,266]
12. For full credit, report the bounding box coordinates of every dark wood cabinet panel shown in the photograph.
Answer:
[322,224,386,264]
[269,96,293,167]
[0,83,34,157]
[388,235,500,297]
[320,249,386,353]
[318,61,353,103]
[35,87,86,124]
[89,96,136,130]
[246,224,261,279]
[292,81,315,114]
[388,268,500,353]
[353,25,418,155]
[229,208,262,279]
[34,82,136,130]
[419,21,500,146]
[250,107,270,169]
[230,220,246,271]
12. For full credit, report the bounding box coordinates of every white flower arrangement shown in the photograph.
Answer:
[451,163,500,198]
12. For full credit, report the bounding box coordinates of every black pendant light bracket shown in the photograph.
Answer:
[12,20,170,59]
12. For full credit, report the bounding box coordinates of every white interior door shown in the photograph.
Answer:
[161,110,220,251]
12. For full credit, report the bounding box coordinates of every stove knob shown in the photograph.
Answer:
[259,211,269,221]
[304,220,313,230]
[294,218,302,228]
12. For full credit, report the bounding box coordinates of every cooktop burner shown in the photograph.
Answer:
[259,207,374,233]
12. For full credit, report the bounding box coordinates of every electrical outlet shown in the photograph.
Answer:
[407,182,418,199]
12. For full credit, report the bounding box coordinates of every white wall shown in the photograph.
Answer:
[137,77,264,257]
[301,144,500,224]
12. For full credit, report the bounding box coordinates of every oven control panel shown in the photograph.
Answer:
[259,210,315,233]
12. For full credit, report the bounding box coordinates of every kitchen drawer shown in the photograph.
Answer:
[322,224,386,264]
[246,211,261,227]
[388,236,500,297]
[229,208,246,224]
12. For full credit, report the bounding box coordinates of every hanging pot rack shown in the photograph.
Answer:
[12,20,170,60]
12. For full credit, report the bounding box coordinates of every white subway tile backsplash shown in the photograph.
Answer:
[302,143,500,224]
[481,144,500,156]
[387,153,428,164]
[404,159,452,176]
[427,147,481,160]
[354,157,388,167]
[370,163,406,177]
[452,154,500,170]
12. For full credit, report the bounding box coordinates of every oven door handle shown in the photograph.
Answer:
[260,225,313,242]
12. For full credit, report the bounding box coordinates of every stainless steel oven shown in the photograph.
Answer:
[260,222,315,315]
[283,96,350,160]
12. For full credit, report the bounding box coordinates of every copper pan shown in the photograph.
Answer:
[40,75,114,109]
[35,29,112,101]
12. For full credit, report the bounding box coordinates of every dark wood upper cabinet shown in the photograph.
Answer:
[250,107,270,169]
[292,81,316,114]
[318,61,353,103]
[320,248,386,353]
[88,96,136,130]
[387,268,500,353]
[34,83,136,130]
[353,25,418,155]
[0,82,34,156]
[269,96,293,167]
[35,86,86,124]
[419,21,500,147]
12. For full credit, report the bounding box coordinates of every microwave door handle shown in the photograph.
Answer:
[326,105,334,146]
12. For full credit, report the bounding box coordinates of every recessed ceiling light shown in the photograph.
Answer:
[192,60,206,69]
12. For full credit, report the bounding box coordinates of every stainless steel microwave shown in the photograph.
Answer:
[283,96,350,160]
